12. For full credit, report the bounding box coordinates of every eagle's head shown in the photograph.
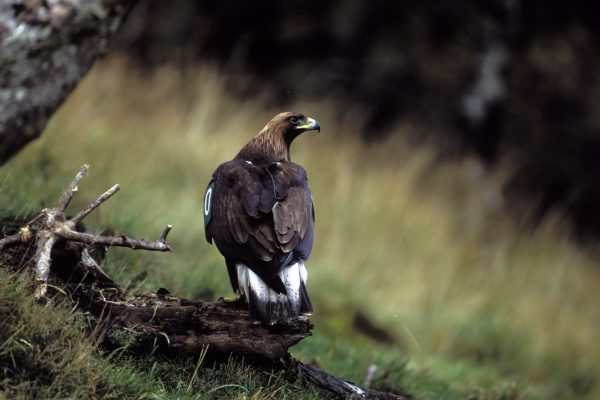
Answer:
[266,111,321,137]
[236,112,320,163]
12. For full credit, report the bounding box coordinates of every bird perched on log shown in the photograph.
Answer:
[204,112,320,324]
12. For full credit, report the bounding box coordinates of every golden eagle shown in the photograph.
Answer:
[204,112,320,324]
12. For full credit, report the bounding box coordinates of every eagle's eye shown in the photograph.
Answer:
[289,116,300,125]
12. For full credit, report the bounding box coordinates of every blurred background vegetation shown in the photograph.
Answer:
[1,1,600,399]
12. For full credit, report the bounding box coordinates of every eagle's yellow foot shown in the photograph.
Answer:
[218,296,245,305]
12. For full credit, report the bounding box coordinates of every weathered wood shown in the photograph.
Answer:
[68,278,313,360]
[291,361,411,400]
[0,232,21,250]
[0,0,137,165]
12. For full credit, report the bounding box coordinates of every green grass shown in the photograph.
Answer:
[1,57,600,399]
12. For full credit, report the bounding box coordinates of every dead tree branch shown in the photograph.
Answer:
[70,184,120,225]
[55,226,171,251]
[0,232,21,250]
[292,361,408,400]
[0,164,171,297]
[57,163,90,211]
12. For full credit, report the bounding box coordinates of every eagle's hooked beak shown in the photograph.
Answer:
[296,117,320,133]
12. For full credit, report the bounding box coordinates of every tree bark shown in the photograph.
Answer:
[0,0,137,165]
[50,245,314,360]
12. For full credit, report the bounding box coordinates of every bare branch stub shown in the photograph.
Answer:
[159,224,173,244]
[0,232,21,250]
[57,164,90,211]
[71,183,120,226]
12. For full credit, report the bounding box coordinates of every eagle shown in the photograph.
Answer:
[203,112,320,324]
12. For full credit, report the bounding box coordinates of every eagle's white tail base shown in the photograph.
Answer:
[236,261,311,324]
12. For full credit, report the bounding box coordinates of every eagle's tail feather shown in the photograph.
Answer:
[236,262,311,324]
[247,287,261,322]
[299,280,313,315]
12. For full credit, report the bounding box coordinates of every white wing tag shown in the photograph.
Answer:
[203,180,215,228]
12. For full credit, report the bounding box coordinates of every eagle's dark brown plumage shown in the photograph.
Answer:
[204,112,320,324]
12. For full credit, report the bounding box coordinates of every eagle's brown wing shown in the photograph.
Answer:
[204,159,314,292]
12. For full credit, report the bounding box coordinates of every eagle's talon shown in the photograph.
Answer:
[219,296,245,305]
